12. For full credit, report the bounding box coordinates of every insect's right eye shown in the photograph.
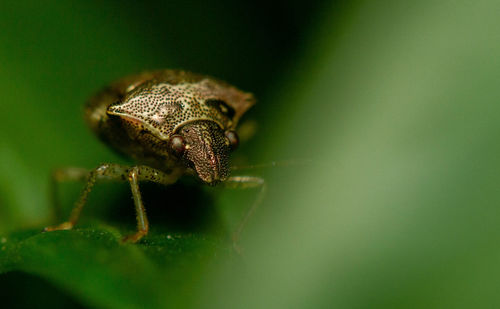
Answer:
[169,135,186,156]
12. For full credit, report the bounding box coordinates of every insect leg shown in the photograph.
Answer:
[222,176,267,252]
[122,165,183,243]
[44,163,129,232]
[46,163,183,242]
[121,167,149,243]
[50,167,90,220]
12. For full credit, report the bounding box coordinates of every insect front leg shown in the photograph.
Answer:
[44,164,182,243]
[120,165,183,243]
[45,163,129,232]
[122,166,148,243]
[222,176,267,252]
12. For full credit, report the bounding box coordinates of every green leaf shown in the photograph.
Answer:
[2,0,500,308]
[0,227,233,308]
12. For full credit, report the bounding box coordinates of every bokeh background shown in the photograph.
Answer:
[1,0,500,308]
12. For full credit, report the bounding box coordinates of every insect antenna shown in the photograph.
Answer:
[230,159,313,171]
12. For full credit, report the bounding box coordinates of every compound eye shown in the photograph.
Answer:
[169,135,186,156]
[225,130,239,150]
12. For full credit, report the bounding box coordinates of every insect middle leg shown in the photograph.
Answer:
[44,163,182,243]
[222,176,267,251]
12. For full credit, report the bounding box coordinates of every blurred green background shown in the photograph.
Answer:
[1,0,500,308]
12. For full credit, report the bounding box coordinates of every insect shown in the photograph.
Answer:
[44,69,265,244]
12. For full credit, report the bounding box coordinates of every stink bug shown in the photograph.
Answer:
[45,70,265,244]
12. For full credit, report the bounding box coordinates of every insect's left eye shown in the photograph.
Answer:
[225,130,239,150]
[169,135,186,156]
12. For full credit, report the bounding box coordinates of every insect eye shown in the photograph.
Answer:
[169,135,186,156]
[225,130,239,150]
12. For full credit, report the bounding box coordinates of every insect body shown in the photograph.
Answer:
[45,70,265,243]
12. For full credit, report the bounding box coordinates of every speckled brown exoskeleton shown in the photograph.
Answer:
[44,69,265,244]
